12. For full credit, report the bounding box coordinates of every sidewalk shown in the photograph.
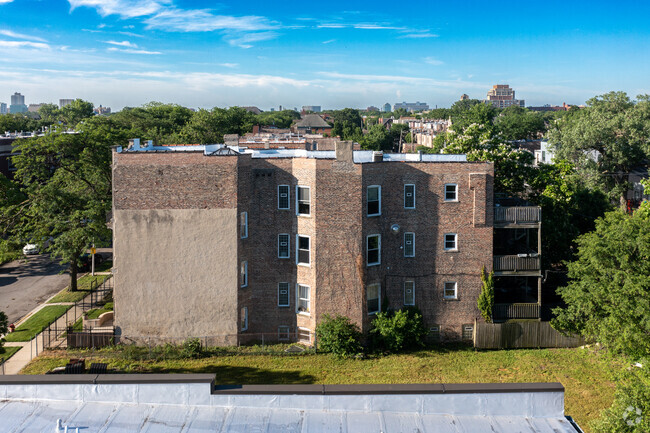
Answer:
[1,274,112,375]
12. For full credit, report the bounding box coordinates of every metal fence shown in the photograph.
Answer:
[40,276,114,350]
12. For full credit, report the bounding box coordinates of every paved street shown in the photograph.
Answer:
[0,254,69,324]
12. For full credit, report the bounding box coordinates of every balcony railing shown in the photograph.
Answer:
[494,206,541,224]
[493,303,540,321]
[494,255,540,272]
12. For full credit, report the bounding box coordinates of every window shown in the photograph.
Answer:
[298,327,311,344]
[404,280,415,306]
[278,234,290,259]
[444,281,457,299]
[278,326,290,341]
[429,325,441,342]
[278,185,290,210]
[240,261,248,288]
[367,234,381,266]
[444,233,457,251]
[297,235,310,266]
[297,186,310,216]
[462,324,474,340]
[241,307,248,331]
[297,284,310,314]
[367,283,380,314]
[278,282,290,307]
[444,183,458,201]
[367,185,381,216]
[240,212,248,239]
[404,232,415,257]
[404,184,415,209]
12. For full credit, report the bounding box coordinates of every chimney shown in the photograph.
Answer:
[335,140,354,163]
[372,151,384,162]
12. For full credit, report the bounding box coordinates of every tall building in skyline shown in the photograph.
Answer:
[383,103,391,112]
[301,105,321,113]
[9,92,27,114]
[394,101,429,112]
[0,102,6,115]
[484,85,525,108]
[59,99,74,108]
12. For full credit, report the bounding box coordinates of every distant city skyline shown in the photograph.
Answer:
[0,0,649,111]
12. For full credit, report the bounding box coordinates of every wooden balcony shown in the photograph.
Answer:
[493,303,540,321]
[494,206,541,226]
[494,255,541,274]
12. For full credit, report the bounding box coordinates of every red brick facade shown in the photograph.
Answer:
[113,146,494,343]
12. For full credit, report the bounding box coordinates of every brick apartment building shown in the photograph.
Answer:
[112,139,541,345]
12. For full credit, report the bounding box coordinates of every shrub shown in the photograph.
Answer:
[0,311,7,349]
[370,307,428,353]
[181,337,203,358]
[315,314,362,358]
[477,266,495,323]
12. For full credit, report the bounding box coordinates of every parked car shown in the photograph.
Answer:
[22,244,39,255]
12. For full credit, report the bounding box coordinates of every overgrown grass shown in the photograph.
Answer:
[0,345,21,362]
[0,250,22,266]
[47,274,111,303]
[22,345,621,431]
[4,305,72,342]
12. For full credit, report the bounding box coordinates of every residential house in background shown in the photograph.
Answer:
[292,113,332,135]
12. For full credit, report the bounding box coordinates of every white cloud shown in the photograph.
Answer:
[399,32,439,39]
[107,47,161,54]
[424,57,444,66]
[0,0,14,3]
[322,39,336,44]
[219,63,238,68]
[353,24,405,30]
[0,29,47,42]
[224,31,278,49]
[144,9,277,32]
[69,0,167,18]
[0,40,50,50]
[104,39,137,47]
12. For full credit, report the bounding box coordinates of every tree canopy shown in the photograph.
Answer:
[552,202,650,359]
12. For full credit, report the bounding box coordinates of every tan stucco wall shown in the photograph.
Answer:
[114,208,238,343]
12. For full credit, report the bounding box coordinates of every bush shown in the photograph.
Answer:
[591,362,650,433]
[315,314,362,358]
[370,307,428,353]
[181,337,203,358]
[0,310,7,349]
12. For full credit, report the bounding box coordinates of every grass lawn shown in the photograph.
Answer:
[4,305,72,342]
[47,274,111,304]
[68,302,114,332]
[21,345,621,431]
[0,346,21,362]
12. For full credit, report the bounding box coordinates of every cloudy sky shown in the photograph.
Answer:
[0,0,649,111]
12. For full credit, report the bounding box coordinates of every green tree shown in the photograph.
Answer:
[551,202,650,359]
[370,308,428,352]
[110,102,193,144]
[331,108,362,140]
[0,113,39,134]
[494,106,547,140]
[37,103,61,125]
[11,129,113,291]
[547,92,650,207]
[449,100,498,131]
[255,109,300,129]
[179,107,255,144]
[360,124,392,151]
[59,99,94,127]
[477,266,494,322]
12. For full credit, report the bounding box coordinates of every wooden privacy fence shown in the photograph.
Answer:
[474,321,584,349]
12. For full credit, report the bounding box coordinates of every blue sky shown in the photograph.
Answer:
[0,0,649,111]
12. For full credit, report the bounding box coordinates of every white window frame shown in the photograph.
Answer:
[278,325,290,341]
[241,307,248,331]
[297,284,310,315]
[278,185,290,210]
[444,233,458,251]
[278,282,290,307]
[296,234,311,266]
[296,185,311,216]
[444,281,458,300]
[240,212,248,239]
[298,327,311,344]
[404,280,415,306]
[367,283,381,315]
[367,185,381,217]
[404,184,416,209]
[367,234,381,266]
[278,233,290,259]
[240,261,248,288]
[444,183,458,202]
[404,232,415,257]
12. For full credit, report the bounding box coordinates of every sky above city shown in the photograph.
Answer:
[1,0,649,111]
